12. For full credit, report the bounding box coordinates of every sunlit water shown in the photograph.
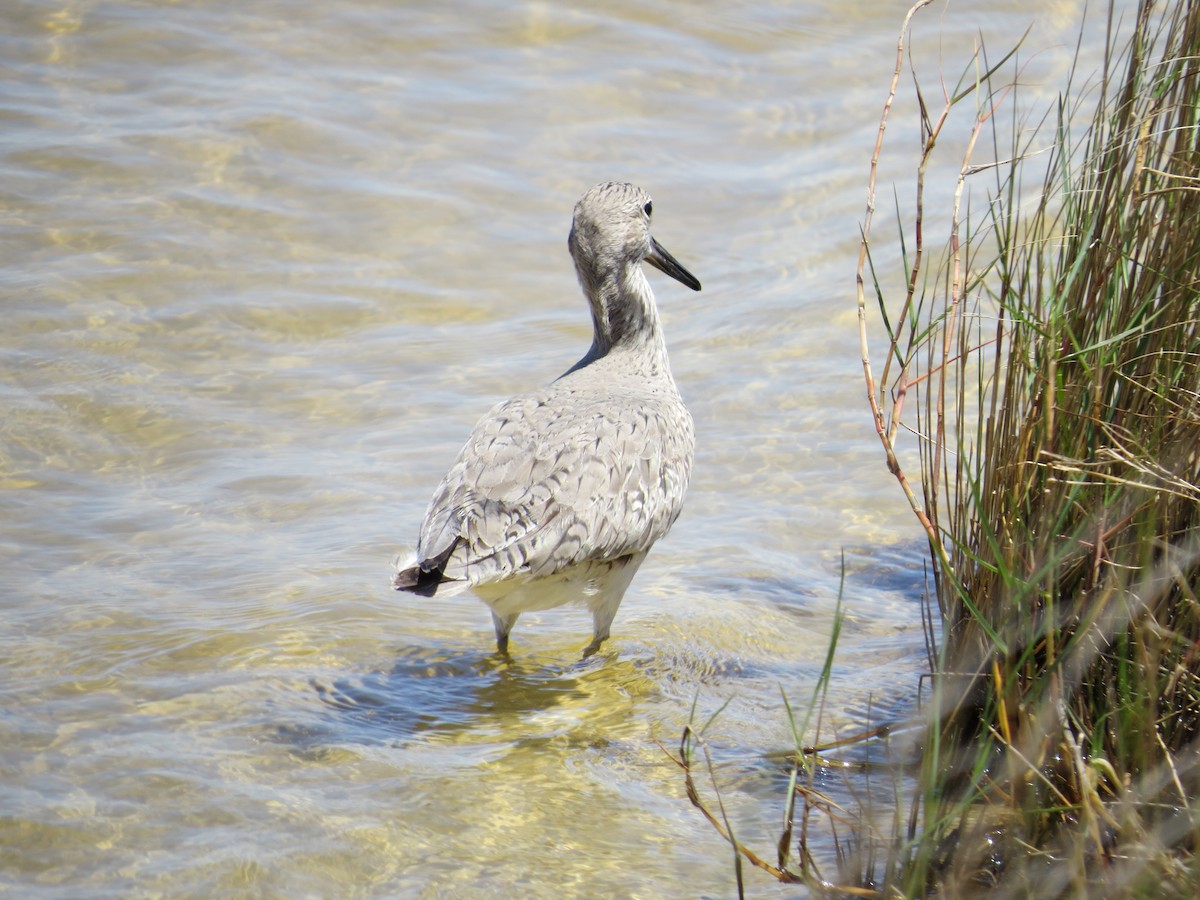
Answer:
[3,0,1107,894]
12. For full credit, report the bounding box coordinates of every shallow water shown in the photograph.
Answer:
[3,0,1108,895]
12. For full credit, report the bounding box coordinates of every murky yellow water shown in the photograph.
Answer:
[2,0,1105,894]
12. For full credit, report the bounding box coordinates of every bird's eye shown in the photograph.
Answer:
[643,201,653,217]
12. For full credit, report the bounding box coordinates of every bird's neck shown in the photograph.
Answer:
[572,265,670,377]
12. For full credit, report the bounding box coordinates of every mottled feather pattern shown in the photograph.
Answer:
[394,182,700,654]
[418,376,693,587]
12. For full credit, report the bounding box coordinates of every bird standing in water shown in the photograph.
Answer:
[393,182,701,656]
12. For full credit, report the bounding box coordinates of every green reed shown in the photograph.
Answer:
[681,0,1195,892]
[855,0,1200,893]
[679,0,1200,894]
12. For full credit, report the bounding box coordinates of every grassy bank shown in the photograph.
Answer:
[681,0,1200,894]
[868,0,1200,892]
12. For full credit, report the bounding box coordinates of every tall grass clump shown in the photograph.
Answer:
[856,0,1200,893]
[675,1,1198,893]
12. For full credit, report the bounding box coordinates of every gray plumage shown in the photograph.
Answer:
[393,182,700,655]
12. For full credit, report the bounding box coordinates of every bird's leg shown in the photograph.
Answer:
[582,608,617,658]
[491,611,519,654]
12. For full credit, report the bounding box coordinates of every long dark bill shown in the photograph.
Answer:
[645,237,702,292]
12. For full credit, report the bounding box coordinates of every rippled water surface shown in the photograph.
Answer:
[3,0,1106,894]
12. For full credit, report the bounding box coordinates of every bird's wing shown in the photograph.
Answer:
[416,387,693,587]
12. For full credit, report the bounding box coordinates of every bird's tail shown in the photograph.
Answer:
[392,562,447,597]
[391,539,462,597]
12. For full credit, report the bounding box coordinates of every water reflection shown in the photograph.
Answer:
[312,647,599,742]
[304,635,762,750]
